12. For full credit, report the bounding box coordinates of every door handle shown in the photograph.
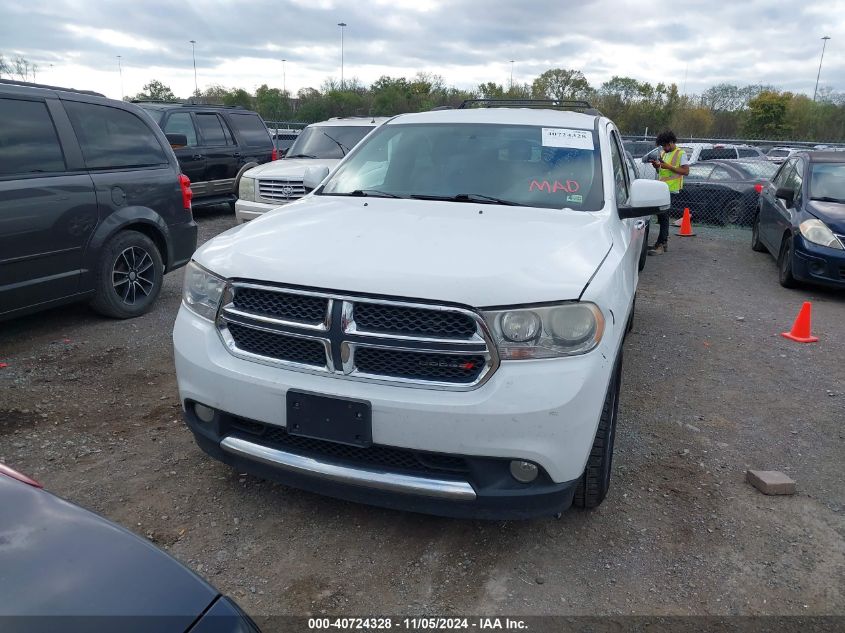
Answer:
[634,220,646,230]
[191,154,203,160]
[233,152,242,158]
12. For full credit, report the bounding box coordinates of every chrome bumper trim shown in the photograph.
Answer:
[220,436,478,500]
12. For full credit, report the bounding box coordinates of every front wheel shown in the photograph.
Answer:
[572,353,622,509]
[723,198,743,225]
[777,235,797,288]
[90,230,164,318]
[751,212,766,252]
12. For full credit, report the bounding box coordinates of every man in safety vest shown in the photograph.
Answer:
[648,130,689,255]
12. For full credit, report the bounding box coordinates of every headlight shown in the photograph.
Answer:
[238,176,256,202]
[800,219,844,249]
[482,302,605,359]
[183,261,227,321]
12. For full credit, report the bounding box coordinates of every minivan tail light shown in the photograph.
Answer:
[271,148,279,161]
[754,183,763,194]
[0,463,43,488]
[179,174,193,209]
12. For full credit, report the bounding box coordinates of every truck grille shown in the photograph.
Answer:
[216,283,498,390]
[258,178,305,202]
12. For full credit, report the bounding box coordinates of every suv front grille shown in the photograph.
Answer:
[216,284,498,390]
[258,178,305,202]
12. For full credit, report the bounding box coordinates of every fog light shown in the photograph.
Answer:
[194,403,216,423]
[509,460,539,483]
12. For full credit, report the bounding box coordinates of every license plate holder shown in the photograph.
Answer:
[285,390,372,448]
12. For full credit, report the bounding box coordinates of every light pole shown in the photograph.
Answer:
[509,60,514,90]
[282,58,286,95]
[116,55,124,100]
[813,36,831,102]
[189,39,198,96]
[337,22,347,89]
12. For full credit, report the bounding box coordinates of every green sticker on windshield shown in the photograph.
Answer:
[566,194,583,203]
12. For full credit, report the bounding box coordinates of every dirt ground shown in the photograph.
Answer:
[1,207,843,620]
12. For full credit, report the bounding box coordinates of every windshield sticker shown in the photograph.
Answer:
[541,128,594,150]
[566,194,583,204]
[529,179,580,193]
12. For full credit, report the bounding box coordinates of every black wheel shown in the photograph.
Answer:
[723,198,743,225]
[751,212,766,252]
[572,353,622,509]
[90,230,164,318]
[777,234,797,288]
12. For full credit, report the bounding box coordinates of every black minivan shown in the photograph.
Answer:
[135,102,276,208]
[0,79,197,322]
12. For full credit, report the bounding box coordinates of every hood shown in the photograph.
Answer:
[807,200,845,233]
[195,196,612,307]
[245,158,342,179]
[0,474,216,627]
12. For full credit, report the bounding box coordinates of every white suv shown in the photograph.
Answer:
[234,116,389,223]
[173,103,670,519]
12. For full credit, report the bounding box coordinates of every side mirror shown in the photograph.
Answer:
[775,187,795,207]
[303,165,330,192]
[618,179,671,219]
[166,133,188,148]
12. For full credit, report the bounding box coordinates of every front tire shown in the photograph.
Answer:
[90,230,164,318]
[751,212,766,252]
[777,234,797,288]
[723,198,743,225]
[572,353,622,509]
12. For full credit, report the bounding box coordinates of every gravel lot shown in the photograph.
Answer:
[1,207,843,620]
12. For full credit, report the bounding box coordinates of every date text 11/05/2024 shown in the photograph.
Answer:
[307,617,529,630]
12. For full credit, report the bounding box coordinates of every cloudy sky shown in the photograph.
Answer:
[2,0,843,101]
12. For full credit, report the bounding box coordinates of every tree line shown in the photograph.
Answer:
[134,68,845,142]
[3,52,843,142]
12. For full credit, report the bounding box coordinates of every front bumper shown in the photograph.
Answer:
[234,198,290,223]
[792,234,845,288]
[173,306,617,518]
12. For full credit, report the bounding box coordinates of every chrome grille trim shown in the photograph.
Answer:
[258,178,306,202]
[216,282,499,391]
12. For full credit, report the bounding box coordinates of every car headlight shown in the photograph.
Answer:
[482,302,605,359]
[183,261,227,321]
[800,219,844,249]
[238,176,256,202]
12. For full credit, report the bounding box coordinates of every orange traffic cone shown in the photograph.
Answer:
[676,207,695,236]
[781,302,819,343]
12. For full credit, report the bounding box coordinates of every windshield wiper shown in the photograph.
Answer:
[409,193,520,206]
[286,153,317,159]
[322,132,351,156]
[810,196,845,204]
[330,189,403,199]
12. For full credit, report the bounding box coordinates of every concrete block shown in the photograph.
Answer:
[746,470,796,495]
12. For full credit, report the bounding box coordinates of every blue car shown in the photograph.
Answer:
[752,151,845,288]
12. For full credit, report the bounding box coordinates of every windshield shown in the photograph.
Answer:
[768,149,790,157]
[809,163,845,202]
[138,106,163,125]
[320,123,603,211]
[733,160,778,179]
[285,124,375,159]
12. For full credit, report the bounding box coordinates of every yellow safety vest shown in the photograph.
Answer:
[658,148,684,192]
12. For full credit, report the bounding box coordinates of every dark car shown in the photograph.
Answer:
[0,463,260,633]
[752,151,845,288]
[136,102,277,209]
[623,139,654,158]
[676,159,778,226]
[0,80,197,322]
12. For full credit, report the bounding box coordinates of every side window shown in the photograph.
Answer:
[737,148,757,158]
[709,166,734,181]
[64,101,168,169]
[787,159,804,203]
[608,131,628,206]
[687,164,713,180]
[220,117,235,145]
[163,112,198,146]
[0,98,66,175]
[227,113,273,148]
[772,161,795,188]
[196,113,229,146]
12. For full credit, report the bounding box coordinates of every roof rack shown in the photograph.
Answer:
[0,78,105,98]
[458,99,603,116]
[130,99,245,109]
